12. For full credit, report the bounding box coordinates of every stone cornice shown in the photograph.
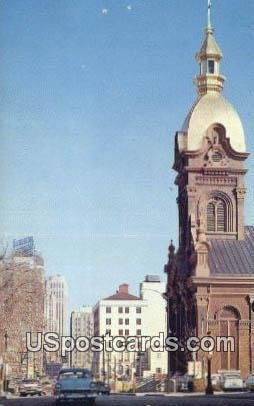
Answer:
[191,276,254,286]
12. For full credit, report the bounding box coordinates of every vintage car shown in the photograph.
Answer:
[220,372,244,391]
[18,379,42,396]
[54,368,97,405]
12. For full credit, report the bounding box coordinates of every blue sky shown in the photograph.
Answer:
[0,0,253,312]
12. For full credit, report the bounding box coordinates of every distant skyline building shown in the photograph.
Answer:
[45,275,68,337]
[70,306,93,369]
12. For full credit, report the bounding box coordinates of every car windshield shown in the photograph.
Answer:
[59,371,90,380]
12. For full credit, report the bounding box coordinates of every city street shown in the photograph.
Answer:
[1,393,254,406]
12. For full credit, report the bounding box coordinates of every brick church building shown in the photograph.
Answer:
[164,9,254,378]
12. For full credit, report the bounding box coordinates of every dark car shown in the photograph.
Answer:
[96,381,110,395]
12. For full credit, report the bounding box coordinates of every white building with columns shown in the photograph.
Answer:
[92,284,147,381]
[92,278,167,381]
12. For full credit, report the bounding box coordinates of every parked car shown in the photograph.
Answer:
[18,379,42,397]
[245,374,254,391]
[41,378,54,396]
[54,368,97,405]
[96,381,110,395]
[7,379,19,395]
[220,372,244,391]
[175,374,192,392]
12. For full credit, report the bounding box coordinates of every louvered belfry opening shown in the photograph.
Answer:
[207,198,226,232]
[207,202,216,231]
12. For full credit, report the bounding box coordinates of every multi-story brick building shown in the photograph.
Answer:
[165,8,254,378]
[0,250,45,379]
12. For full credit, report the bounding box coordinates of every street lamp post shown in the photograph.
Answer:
[205,331,214,395]
[205,354,213,395]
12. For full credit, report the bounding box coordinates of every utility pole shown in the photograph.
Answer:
[102,335,105,383]
[114,356,117,391]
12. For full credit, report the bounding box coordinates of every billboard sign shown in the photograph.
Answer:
[13,236,35,256]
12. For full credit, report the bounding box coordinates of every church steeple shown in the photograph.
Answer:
[195,1,225,95]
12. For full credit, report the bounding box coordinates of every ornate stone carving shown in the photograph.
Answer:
[195,176,237,186]
[235,187,246,199]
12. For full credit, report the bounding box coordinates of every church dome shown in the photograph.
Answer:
[182,93,246,152]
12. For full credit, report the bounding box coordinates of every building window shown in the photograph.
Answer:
[106,307,111,314]
[118,307,123,313]
[119,329,123,336]
[136,307,141,314]
[207,198,226,232]
[136,318,141,325]
[125,307,129,314]
[106,329,111,335]
[106,318,111,325]
[125,329,129,336]
[136,329,141,336]
[125,319,129,325]
[119,318,123,325]
[208,59,215,74]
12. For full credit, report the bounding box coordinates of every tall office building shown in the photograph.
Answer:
[70,306,93,369]
[45,275,68,337]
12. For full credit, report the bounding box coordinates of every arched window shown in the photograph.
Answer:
[207,198,226,232]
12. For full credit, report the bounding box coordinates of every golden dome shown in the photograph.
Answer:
[181,93,246,152]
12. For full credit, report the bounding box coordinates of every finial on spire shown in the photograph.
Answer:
[207,0,212,29]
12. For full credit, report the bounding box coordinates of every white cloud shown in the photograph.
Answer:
[102,8,108,15]
[127,5,132,11]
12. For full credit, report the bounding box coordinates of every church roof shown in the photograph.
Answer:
[208,226,254,275]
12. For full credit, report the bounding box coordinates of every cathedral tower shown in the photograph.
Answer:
[165,2,254,379]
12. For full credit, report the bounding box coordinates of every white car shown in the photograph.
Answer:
[221,373,244,391]
[19,379,42,397]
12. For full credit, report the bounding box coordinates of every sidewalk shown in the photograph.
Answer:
[134,391,240,397]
